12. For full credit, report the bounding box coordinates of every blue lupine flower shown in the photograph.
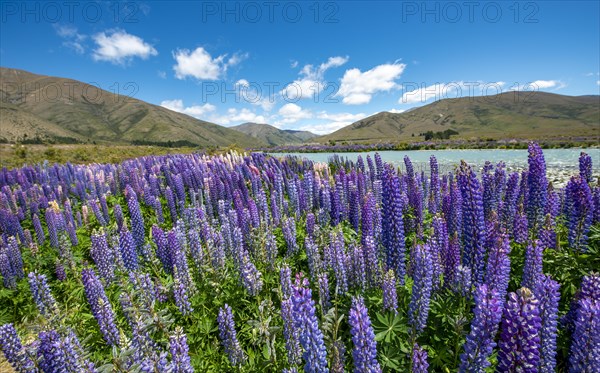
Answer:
[218,304,246,366]
[579,151,593,183]
[382,269,398,313]
[459,284,503,372]
[565,176,594,251]
[458,161,486,284]
[169,326,194,373]
[411,343,429,373]
[408,244,433,334]
[292,275,329,373]
[119,225,139,271]
[349,296,381,373]
[496,288,542,372]
[527,143,548,232]
[81,268,120,346]
[28,272,57,316]
[534,275,560,373]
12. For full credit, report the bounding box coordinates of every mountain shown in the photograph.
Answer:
[318,92,600,143]
[282,129,319,142]
[0,67,262,147]
[231,122,317,146]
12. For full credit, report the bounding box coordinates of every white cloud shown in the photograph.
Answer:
[400,81,506,105]
[337,63,406,105]
[92,30,157,64]
[317,111,365,122]
[298,122,350,135]
[235,79,250,88]
[290,60,299,68]
[597,80,600,86]
[157,70,167,79]
[54,24,86,54]
[209,108,267,126]
[389,109,406,114]
[276,103,312,124]
[509,80,566,92]
[160,99,216,119]
[172,47,245,80]
[281,56,349,100]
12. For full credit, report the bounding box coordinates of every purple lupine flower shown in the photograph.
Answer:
[349,183,361,232]
[514,203,529,245]
[166,186,178,224]
[28,272,57,316]
[411,343,429,373]
[330,231,348,294]
[382,269,398,313]
[169,326,194,373]
[232,228,263,296]
[534,275,560,373]
[350,243,366,291]
[126,185,145,253]
[0,253,15,289]
[90,198,107,227]
[362,234,380,288]
[55,261,66,281]
[483,232,511,302]
[443,179,462,237]
[81,268,120,346]
[152,225,172,274]
[481,161,495,222]
[3,237,23,280]
[404,156,423,235]
[539,213,557,250]
[32,213,45,246]
[0,323,35,372]
[527,143,548,232]
[119,225,139,271]
[218,304,247,366]
[114,203,124,231]
[90,230,116,283]
[593,186,600,224]
[565,176,594,251]
[579,151,593,183]
[568,273,600,372]
[173,266,193,316]
[281,264,293,300]
[292,275,329,373]
[305,236,322,281]
[317,272,330,312]
[408,244,433,334]
[496,288,542,372]
[429,155,441,215]
[283,217,299,256]
[458,161,486,284]
[501,172,520,231]
[454,265,472,296]
[349,296,381,373]
[45,208,60,249]
[282,298,302,366]
[37,330,69,373]
[522,239,543,290]
[459,284,503,372]
[381,165,406,284]
[306,212,316,238]
[429,216,447,291]
[444,234,461,289]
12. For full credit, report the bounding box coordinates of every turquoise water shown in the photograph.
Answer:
[269,148,599,176]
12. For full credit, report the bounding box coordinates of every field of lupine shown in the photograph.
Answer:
[0,143,599,372]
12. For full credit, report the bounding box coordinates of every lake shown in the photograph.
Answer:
[269,148,599,185]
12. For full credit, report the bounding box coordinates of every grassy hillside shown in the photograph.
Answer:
[318,92,599,143]
[231,122,317,146]
[0,67,263,148]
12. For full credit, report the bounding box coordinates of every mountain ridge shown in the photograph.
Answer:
[0,67,264,148]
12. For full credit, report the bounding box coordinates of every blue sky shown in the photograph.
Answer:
[1,1,599,134]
